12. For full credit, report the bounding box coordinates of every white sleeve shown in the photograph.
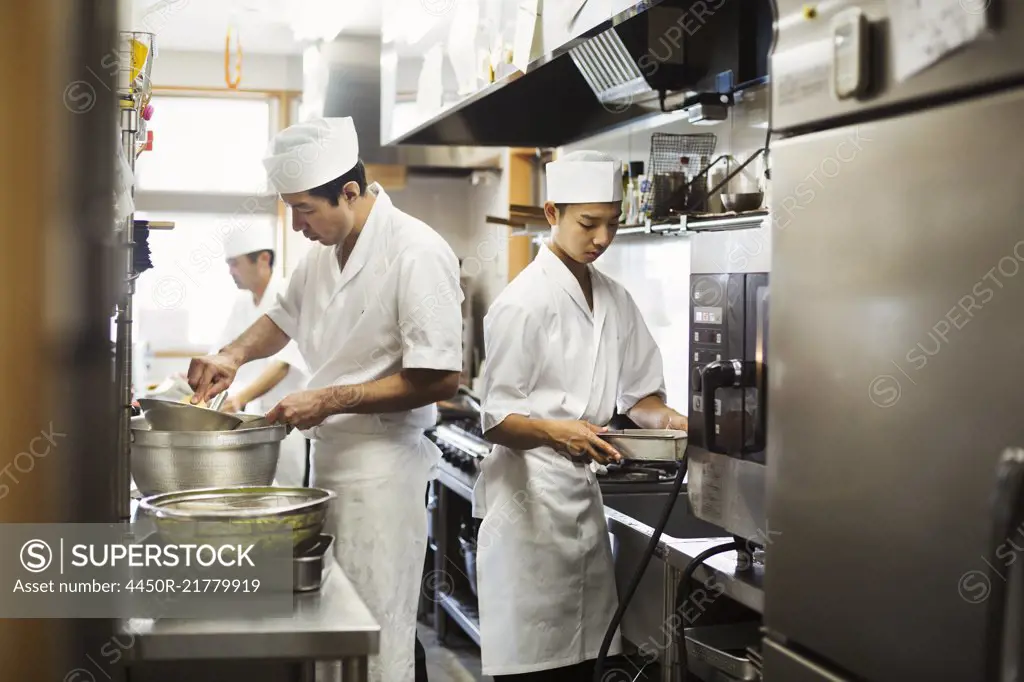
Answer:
[397,243,465,371]
[616,291,668,414]
[265,253,310,340]
[480,301,545,433]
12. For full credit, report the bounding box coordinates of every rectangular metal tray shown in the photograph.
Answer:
[293,534,333,593]
[684,622,760,681]
[599,429,688,462]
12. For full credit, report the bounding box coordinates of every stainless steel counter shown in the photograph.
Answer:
[120,556,379,663]
[662,537,765,614]
[606,508,764,614]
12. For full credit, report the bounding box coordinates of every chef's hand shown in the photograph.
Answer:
[186,353,240,404]
[266,390,329,430]
[544,420,622,465]
[665,414,689,432]
[221,396,245,414]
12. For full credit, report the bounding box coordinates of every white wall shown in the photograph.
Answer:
[386,169,510,380]
[150,49,303,91]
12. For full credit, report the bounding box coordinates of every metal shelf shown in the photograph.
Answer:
[510,211,769,240]
[436,466,475,503]
[438,591,481,647]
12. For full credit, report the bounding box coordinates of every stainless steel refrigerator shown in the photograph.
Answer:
[766,1,1024,680]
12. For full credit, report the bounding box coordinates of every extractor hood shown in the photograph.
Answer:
[387,0,774,148]
[315,36,502,173]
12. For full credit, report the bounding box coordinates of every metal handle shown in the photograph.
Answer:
[208,392,228,412]
[699,360,760,455]
[984,448,1024,681]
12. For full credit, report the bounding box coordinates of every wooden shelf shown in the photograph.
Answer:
[486,204,549,229]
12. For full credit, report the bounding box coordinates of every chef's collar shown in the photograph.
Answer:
[536,242,594,318]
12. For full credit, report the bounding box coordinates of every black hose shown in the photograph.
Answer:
[674,540,746,681]
[593,458,687,682]
[983,448,1024,680]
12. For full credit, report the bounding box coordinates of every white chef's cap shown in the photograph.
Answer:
[223,223,276,260]
[546,150,623,204]
[262,117,359,194]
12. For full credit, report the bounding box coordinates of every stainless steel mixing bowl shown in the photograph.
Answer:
[130,416,285,496]
[138,486,336,552]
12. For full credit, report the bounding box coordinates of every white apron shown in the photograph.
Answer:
[473,245,667,676]
[266,187,464,682]
[312,429,438,682]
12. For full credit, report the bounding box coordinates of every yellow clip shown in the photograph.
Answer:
[802,4,818,19]
[225,25,242,89]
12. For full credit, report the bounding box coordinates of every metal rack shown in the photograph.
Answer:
[114,31,156,522]
[508,210,771,243]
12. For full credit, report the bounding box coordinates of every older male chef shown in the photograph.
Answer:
[187,117,464,682]
[473,150,688,681]
[214,223,310,487]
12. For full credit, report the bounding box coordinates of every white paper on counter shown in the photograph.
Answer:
[513,0,542,73]
[886,0,990,82]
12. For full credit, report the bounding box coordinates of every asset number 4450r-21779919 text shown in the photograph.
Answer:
[124,579,261,593]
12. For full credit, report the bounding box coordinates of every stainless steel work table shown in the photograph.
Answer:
[606,508,765,614]
[119,556,379,682]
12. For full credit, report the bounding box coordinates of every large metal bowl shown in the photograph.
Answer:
[130,416,284,496]
[137,486,336,552]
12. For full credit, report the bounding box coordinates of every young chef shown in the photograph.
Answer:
[187,116,464,682]
[214,223,310,487]
[473,150,689,681]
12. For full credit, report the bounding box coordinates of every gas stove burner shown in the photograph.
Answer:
[600,461,679,482]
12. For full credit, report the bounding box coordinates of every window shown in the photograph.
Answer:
[134,211,279,349]
[134,96,273,194]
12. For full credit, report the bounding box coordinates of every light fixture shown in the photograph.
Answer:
[289,0,347,43]
[681,92,731,126]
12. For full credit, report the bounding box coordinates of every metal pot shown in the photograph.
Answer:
[721,192,764,213]
[130,416,284,496]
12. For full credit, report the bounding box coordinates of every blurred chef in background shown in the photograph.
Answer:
[215,224,310,487]
[473,150,688,680]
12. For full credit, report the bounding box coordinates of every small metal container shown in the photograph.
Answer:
[598,429,688,462]
[293,534,334,593]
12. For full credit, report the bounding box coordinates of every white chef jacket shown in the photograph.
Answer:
[265,186,465,441]
[472,243,667,675]
[214,276,309,413]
